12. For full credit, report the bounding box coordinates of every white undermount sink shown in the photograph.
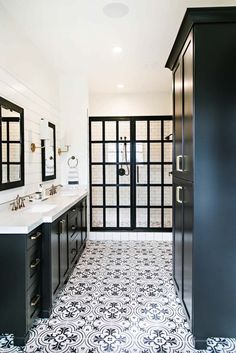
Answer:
[27,204,56,213]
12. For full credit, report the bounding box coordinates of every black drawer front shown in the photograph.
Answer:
[68,213,78,237]
[69,233,81,264]
[27,228,42,250]
[27,283,41,327]
[27,247,41,290]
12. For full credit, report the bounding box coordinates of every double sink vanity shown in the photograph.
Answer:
[0,187,88,346]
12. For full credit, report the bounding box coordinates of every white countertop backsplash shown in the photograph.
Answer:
[0,186,87,234]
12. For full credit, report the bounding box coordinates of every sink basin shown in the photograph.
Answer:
[27,204,56,213]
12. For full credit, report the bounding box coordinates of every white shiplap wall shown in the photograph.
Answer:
[0,66,61,204]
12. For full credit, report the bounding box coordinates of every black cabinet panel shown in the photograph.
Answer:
[173,63,183,179]
[182,181,193,319]
[51,221,60,295]
[168,7,236,350]
[173,181,183,294]
[182,38,193,181]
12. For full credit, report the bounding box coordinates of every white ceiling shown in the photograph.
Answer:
[1,0,236,94]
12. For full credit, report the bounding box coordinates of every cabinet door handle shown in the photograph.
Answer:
[30,231,41,240]
[176,186,183,204]
[30,258,41,269]
[72,208,76,212]
[176,155,183,172]
[31,294,40,307]
[59,220,66,234]
[71,225,76,231]
[71,248,77,255]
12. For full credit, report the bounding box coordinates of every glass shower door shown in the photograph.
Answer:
[135,118,172,230]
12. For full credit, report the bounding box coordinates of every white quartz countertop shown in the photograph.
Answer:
[0,186,88,234]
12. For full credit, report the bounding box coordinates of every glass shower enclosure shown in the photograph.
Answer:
[89,116,172,232]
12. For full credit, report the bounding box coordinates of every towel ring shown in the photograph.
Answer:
[67,156,78,168]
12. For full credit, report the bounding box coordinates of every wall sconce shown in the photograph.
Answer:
[31,118,49,152]
[58,132,70,155]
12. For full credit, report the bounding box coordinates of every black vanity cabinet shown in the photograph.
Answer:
[41,196,87,317]
[51,215,68,296]
[0,227,42,346]
[166,7,236,349]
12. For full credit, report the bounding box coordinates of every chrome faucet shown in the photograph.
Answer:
[49,184,57,196]
[10,194,25,211]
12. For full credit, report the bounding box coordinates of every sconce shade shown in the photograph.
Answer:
[40,118,50,140]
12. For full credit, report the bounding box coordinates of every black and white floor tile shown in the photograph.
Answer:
[0,241,236,353]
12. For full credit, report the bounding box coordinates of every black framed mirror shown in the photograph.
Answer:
[42,122,56,181]
[0,97,24,191]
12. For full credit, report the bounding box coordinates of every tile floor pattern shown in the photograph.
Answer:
[1,241,236,353]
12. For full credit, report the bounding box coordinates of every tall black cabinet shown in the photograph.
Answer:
[166,7,236,349]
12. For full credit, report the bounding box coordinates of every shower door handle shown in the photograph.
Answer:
[137,166,140,184]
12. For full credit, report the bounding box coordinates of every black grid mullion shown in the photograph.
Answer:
[161,120,164,229]
[147,120,150,228]
[116,120,119,228]
[102,121,106,228]
[7,121,10,182]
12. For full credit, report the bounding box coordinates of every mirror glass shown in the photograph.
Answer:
[0,97,24,191]
[42,122,56,181]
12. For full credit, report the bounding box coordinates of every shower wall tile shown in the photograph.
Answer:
[88,232,173,241]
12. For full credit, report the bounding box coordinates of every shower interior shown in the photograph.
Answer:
[89,116,172,231]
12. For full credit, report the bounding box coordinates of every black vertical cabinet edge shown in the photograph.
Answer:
[165,6,236,70]
[41,222,53,318]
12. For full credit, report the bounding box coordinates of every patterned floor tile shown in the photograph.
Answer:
[0,241,236,353]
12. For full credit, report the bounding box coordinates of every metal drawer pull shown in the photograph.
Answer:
[176,186,183,204]
[72,208,76,212]
[71,248,77,254]
[31,294,40,307]
[176,155,183,172]
[30,232,41,240]
[30,258,41,269]
[71,225,76,231]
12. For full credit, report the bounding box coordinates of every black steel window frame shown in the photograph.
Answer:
[89,116,172,232]
[0,97,24,191]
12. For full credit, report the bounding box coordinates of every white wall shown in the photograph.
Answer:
[59,73,89,187]
[0,5,61,204]
[89,92,172,116]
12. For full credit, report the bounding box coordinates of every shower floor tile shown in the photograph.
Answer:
[0,241,235,353]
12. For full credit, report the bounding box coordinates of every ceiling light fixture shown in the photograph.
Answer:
[112,46,122,54]
[103,2,129,19]
[117,84,124,89]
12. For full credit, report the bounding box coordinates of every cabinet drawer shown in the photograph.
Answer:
[27,229,42,250]
[68,213,78,237]
[27,247,41,290]
[27,283,41,326]
[69,233,81,264]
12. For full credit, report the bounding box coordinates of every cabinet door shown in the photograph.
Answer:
[183,36,193,181]
[59,217,69,282]
[51,221,60,295]
[77,204,82,250]
[182,181,193,319]
[173,180,183,295]
[82,198,87,244]
[173,62,183,178]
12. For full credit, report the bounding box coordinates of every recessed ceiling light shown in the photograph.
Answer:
[117,84,124,89]
[103,2,129,19]
[112,46,122,54]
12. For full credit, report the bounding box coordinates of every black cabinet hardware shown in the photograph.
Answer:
[30,231,41,240]
[30,294,40,307]
[30,258,40,269]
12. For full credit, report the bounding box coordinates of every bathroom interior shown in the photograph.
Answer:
[0,1,236,353]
